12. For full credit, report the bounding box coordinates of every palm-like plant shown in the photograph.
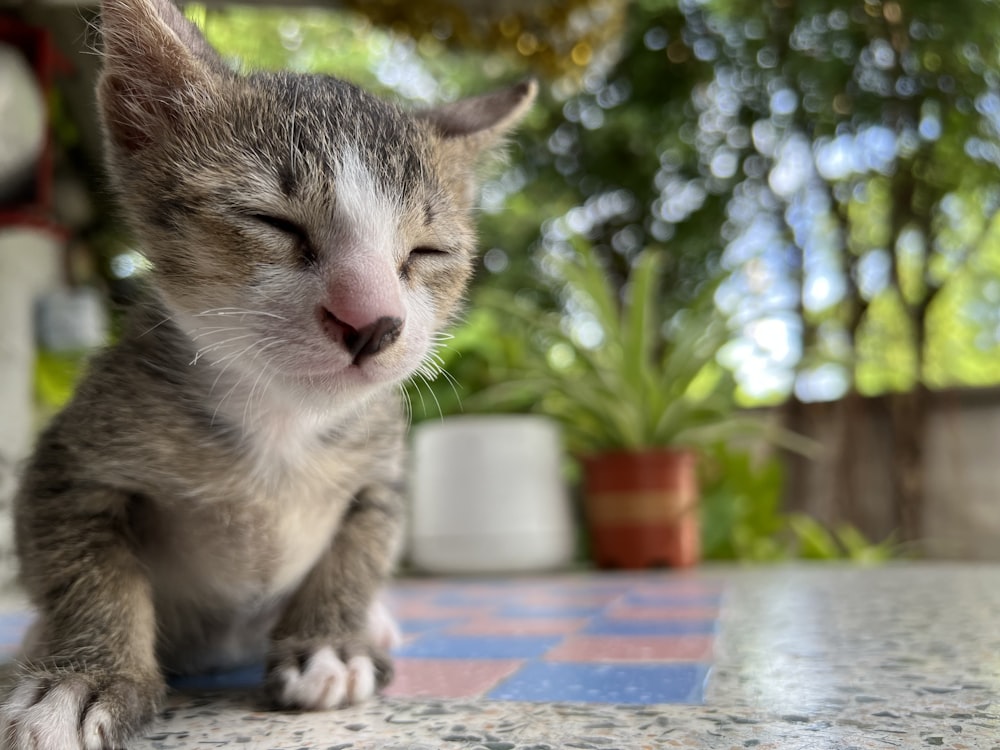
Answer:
[481,242,804,456]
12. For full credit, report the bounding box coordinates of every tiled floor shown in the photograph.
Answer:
[387,576,718,704]
[158,575,718,704]
[3,563,1000,748]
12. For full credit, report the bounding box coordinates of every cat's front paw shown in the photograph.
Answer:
[0,671,163,750]
[267,640,393,711]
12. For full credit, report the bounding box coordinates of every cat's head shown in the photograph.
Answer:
[98,0,534,400]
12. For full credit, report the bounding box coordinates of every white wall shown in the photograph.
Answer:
[0,227,62,587]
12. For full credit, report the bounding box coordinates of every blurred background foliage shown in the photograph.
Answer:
[184,0,1000,404]
[78,0,1000,560]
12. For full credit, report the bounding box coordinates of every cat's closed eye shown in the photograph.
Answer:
[401,246,448,279]
[251,213,318,267]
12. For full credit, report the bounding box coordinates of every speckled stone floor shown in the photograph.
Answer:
[6,563,1000,749]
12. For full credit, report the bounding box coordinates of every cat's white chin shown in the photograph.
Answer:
[286,359,411,394]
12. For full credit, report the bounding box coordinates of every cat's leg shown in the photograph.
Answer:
[0,491,164,750]
[366,598,403,652]
[266,481,403,710]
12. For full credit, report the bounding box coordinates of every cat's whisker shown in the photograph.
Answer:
[410,377,428,417]
[190,326,248,340]
[243,360,271,432]
[190,333,257,365]
[413,344,464,414]
[196,307,260,315]
[419,350,446,377]
[289,77,302,186]
[439,368,464,408]
[211,363,252,428]
[409,371,444,421]
[398,384,413,426]
[207,336,278,368]
[139,315,175,338]
[208,336,279,402]
[261,365,281,416]
[205,346,254,369]
[431,338,459,361]
[423,373,445,421]
[194,307,289,321]
[242,339,285,430]
[415,361,438,382]
[211,335,282,429]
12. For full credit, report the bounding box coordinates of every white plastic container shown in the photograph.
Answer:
[408,415,575,574]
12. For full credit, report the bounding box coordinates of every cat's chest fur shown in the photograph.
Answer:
[139,427,354,595]
[118,368,405,672]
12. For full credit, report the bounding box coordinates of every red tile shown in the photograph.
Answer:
[509,593,622,607]
[631,582,724,597]
[605,605,720,620]
[446,617,589,636]
[390,602,492,619]
[545,635,713,662]
[382,658,523,699]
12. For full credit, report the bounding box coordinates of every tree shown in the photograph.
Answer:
[193,0,1000,542]
[468,0,1000,541]
[685,0,1000,541]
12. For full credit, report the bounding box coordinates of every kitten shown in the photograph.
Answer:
[0,1,534,748]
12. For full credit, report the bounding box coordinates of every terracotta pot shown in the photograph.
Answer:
[581,448,700,569]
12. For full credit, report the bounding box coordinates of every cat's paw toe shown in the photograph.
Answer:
[80,703,117,750]
[2,676,89,750]
[344,654,377,704]
[269,645,388,710]
[275,646,349,710]
[0,672,161,750]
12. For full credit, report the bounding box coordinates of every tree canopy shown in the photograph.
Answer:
[185,0,1000,409]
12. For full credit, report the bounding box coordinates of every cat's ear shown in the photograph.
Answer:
[419,79,538,159]
[98,0,225,153]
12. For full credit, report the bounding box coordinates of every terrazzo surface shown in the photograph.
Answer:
[3,563,1000,748]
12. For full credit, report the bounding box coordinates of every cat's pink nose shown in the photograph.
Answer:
[321,307,403,364]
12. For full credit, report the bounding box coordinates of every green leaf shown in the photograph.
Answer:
[788,515,843,560]
[34,351,84,413]
[836,525,897,564]
[622,250,662,397]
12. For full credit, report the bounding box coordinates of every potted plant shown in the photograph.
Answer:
[401,313,578,575]
[478,241,809,569]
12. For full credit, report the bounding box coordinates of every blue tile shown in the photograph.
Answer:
[584,618,717,636]
[398,617,468,635]
[430,594,485,605]
[487,662,710,704]
[498,605,608,618]
[168,664,264,691]
[432,592,515,607]
[395,634,562,659]
[623,593,723,607]
[431,590,563,607]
